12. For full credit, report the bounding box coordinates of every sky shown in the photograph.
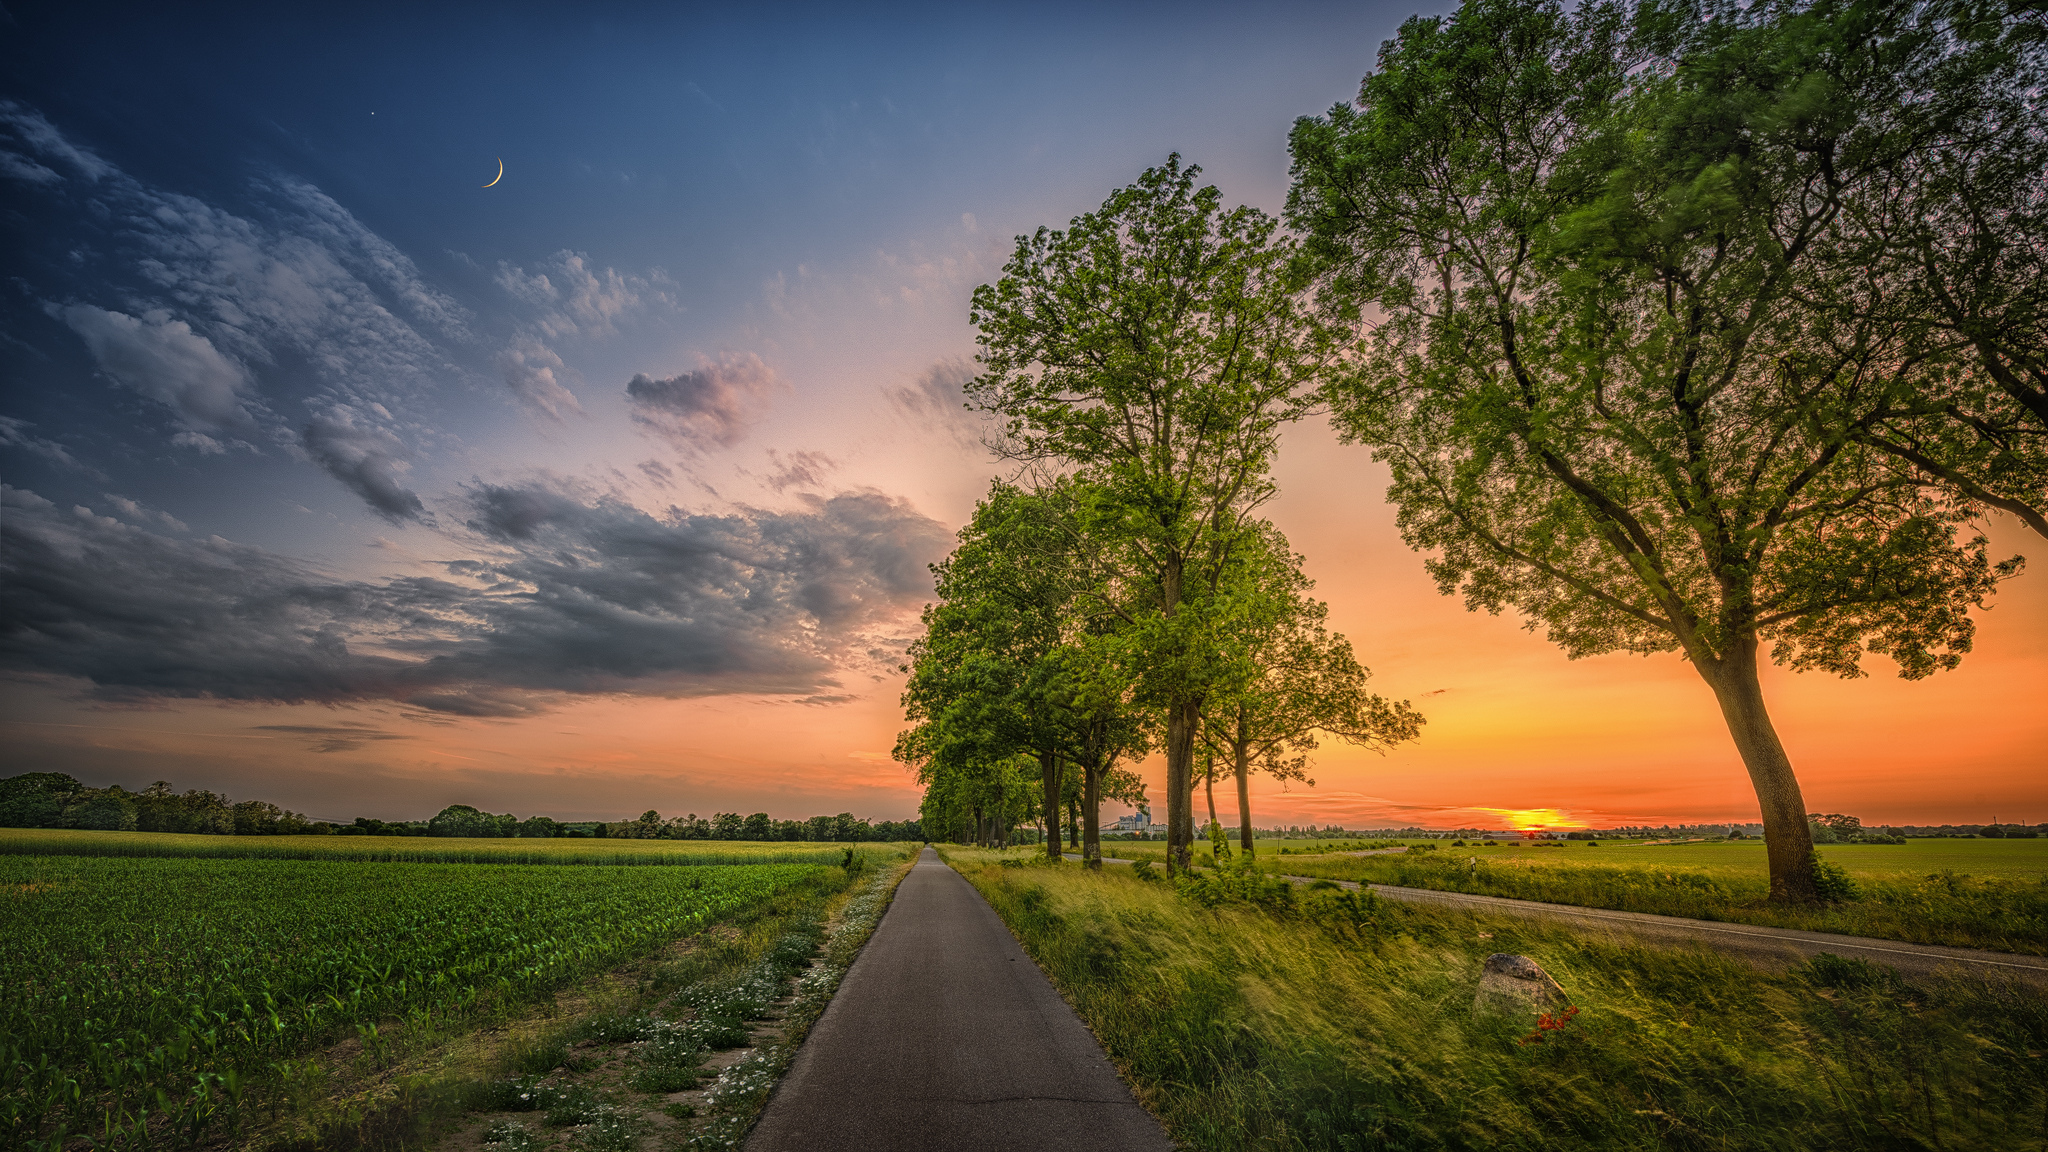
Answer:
[1,1,2042,831]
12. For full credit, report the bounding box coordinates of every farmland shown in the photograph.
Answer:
[947,847,2048,1151]
[0,828,899,867]
[0,851,864,1150]
[1246,839,2048,954]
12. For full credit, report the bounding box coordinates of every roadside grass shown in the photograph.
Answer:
[946,847,2048,1151]
[0,828,909,868]
[1263,843,2048,955]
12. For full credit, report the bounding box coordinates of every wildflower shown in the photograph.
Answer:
[1520,1005,1580,1045]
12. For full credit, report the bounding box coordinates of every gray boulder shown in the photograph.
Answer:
[1473,952,1568,1014]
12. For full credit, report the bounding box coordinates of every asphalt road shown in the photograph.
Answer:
[746,848,1174,1152]
[1062,853,2048,987]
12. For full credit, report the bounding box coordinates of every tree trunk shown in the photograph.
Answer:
[1701,642,1819,902]
[1041,750,1062,862]
[1068,797,1080,849]
[1234,738,1254,858]
[1081,757,1104,870]
[1204,753,1218,830]
[1165,697,1199,874]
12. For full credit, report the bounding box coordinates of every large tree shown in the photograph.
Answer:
[1201,524,1424,857]
[1288,0,2022,901]
[969,157,1330,873]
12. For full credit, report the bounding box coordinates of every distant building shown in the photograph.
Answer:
[1106,811,1155,833]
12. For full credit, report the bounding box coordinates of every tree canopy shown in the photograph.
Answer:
[1287,0,2031,900]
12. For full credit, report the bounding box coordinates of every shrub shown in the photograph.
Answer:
[1812,858,1862,902]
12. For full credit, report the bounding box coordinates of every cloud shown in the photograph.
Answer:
[626,353,778,449]
[0,101,115,181]
[59,306,258,441]
[761,448,836,493]
[887,357,987,447]
[0,416,93,473]
[102,494,187,532]
[496,250,670,342]
[0,480,948,716]
[493,336,584,420]
[6,103,467,515]
[251,724,413,753]
[300,410,426,524]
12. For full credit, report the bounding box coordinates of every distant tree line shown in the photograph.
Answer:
[0,774,923,841]
[0,773,320,835]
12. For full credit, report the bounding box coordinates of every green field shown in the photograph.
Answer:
[948,847,2048,1151]
[1254,839,2048,954]
[0,827,905,867]
[1,853,838,1150]
[1075,838,2048,954]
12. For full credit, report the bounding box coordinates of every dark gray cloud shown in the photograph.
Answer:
[253,724,413,753]
[626,354,777,448]
[300,410,427,524]
[0,480,948,716]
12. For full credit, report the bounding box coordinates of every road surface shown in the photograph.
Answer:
[747,848,1173,1152]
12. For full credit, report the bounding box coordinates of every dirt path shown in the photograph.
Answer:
[746,848,1172,1152]
[1062,854,2048,987]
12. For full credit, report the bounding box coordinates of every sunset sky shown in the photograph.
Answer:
[2,2,2042,831]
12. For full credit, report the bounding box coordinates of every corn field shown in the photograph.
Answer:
[1,854,825,1150]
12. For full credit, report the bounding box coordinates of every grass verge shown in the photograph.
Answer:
[948,846,2048,1151]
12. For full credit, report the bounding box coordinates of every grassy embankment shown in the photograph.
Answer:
[947,846,2048,1151]
[2,844,915,1151]
[0,827,901,867]
[1254,839,2048,955]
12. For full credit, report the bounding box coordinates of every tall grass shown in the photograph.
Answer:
[0,828,905,868]
[948,848,2048,1151]
[1266,850,2048,955]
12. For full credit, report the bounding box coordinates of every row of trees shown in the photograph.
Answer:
[0,775,923,842]
[0,774,320,835]
[896,162,1427,871]
[907,0,2046,901]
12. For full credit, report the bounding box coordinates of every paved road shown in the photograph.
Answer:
[1062,854,2048,987]
[747,848,1173,1152]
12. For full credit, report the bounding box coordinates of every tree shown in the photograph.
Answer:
[970,157,1330,872]
[1201,525,1424,856]
[1288,0,2021,900]
[897,479,1151,866]
[1808,0,2048,537]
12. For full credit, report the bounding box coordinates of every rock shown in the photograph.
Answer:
[1473,952,1569,1015]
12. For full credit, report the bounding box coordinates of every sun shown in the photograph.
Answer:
[1480,807,1588,831]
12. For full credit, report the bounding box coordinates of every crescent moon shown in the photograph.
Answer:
[482,158,503,188]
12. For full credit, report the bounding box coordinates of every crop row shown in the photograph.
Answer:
[0,827,904,867]
[1,854,827,1150]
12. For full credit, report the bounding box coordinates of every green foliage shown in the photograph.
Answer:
[0,827,899,867]
[0,857,826,1150]
[1811,857,1862,903]
[1287,0,2033,902]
